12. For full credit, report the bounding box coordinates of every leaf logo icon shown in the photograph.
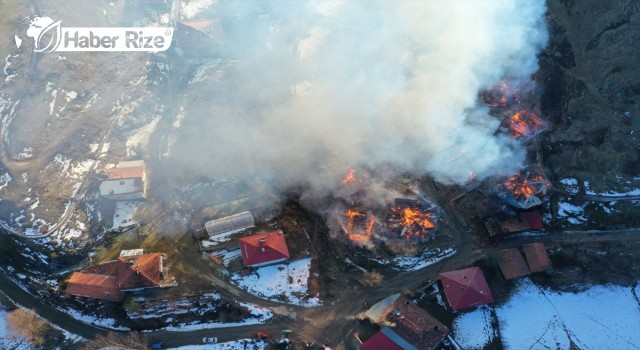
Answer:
[34,20,62,53]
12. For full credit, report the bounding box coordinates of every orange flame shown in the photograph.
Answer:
[482,82,513,108]
[341,169,357,185]
[503,173,549,199]
[390,206,435,239]
[344,209,374,243]
[508,110,545,139]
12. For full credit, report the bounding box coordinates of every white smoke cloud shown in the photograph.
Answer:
[169,0,548,199]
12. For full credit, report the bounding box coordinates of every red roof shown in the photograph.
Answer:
[439,267,494,310]
[66,253,163,301]
[496,248,531,280]
[523,243,551,272]
[66,272,122,302]
[360,328,407,350]
[103,166,144,180]
[520,212,543,230]
[239,231,289,267]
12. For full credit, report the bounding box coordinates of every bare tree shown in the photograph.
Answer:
[81,332,148,350]
[361,270,384,287]
[6,308,50,347]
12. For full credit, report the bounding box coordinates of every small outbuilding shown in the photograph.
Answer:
[439,267,494,310]
[500,212,544,234]
[204,211,255,237]
[523,243,552,272]
[496,248,531,280]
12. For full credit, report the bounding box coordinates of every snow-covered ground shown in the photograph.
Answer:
[0,305,31,350]
[112,201,139,229]
[169,339,268,350]
[181,0,215,19]
[584,180,640,197]
[231,258,321,307]
[556,202,587,224]
[164,301,273,331]
[57,305,128,330]
[392,247,456,271]
[453,278,640,349]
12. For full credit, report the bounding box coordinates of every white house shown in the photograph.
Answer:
[99,160,147,200]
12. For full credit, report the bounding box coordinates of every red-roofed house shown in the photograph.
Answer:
[500,212,544,234]
[523,243,552,272]
[439,267,494,310]
[66,251,172,302]
[361,327,416,350]
[239,230,289,267]
[99,160,147,200]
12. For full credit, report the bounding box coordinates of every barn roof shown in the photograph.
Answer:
[239,230,289,267]
[66,272,122,302]
[439,267,494,310]
[523,243,551,272]
[496,248,531,280]
[205,211,255,236]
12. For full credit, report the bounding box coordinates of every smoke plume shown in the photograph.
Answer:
[170,0,548,200]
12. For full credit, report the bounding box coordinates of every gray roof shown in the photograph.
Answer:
[204,211,255,236]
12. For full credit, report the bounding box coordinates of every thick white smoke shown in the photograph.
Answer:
[170,0,548,198]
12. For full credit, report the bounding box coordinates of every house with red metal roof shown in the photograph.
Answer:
[66,250,174,302]
[239,230,289,267]
[500,212,544,234]
[523,243,552,272]
[98,160,147,200]
[439,267,494,310]
[496,248,531,280]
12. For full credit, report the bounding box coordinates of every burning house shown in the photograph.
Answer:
[492,170,551,209]
[388,198,437,240]
[98,160,147,200]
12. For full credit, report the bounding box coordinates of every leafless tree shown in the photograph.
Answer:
[6,308,50,346]
[361,270,384,287]
[81,331,149,350]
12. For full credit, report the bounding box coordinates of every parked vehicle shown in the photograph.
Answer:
[150,342,164,349]
[203,337,219,344]
[256,332,269,339]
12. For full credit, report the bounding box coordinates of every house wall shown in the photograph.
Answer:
[100,178,144,199]
[247,257,288,268]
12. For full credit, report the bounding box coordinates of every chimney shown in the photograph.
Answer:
[258,238,267,246]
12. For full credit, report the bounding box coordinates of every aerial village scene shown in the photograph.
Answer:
[0,0,639,349]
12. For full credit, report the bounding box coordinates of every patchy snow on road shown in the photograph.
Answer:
[393,247,456,271]
[169,339,268,350]
[112,201,139,229]
[231,258,321,307]
[452,278,640,349]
